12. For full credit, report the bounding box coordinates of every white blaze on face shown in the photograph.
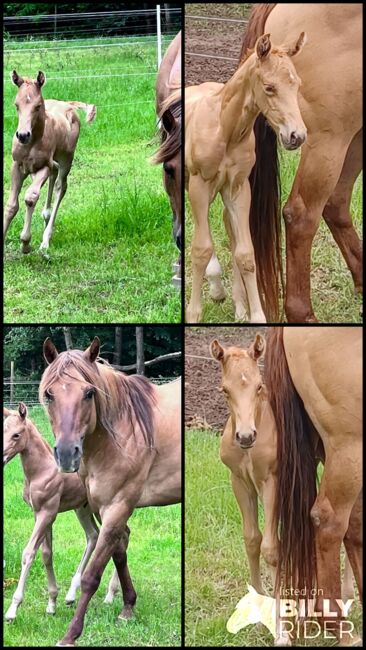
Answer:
[241,373,248,384]
[62,384,67,391]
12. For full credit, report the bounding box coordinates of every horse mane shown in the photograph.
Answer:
[265,327,317,595]
[152,90,181,165]
[39,351,156,449]
[238,3,283,321]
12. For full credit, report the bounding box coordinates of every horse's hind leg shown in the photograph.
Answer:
[112,526,137,620]
[42,161,59,226]
[323,128,363,293]
[41,526,59,615]
[343,490,362,601]
[21,166,50,253]
[65,505,99,605]
[205,253,226,301]
[104,568,120,604]
[223,206,249,321]
[4,162,27,241]
[283,134,349,322]
[40,157,73,254]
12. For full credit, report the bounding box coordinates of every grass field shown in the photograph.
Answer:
[185,150,362,323]
[4,407,181,647]
[3,35,180,323]
[185,429,362,647]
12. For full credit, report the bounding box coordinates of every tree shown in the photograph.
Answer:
[136,326,145,375]
[113,326,123,365]
[63,326,73,350]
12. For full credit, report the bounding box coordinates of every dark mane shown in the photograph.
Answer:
[39,351,156,449]
[153,95,181,165]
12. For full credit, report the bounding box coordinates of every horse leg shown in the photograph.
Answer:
[104,568,120,604]
[4,162,27,240]
[231,474,263,594]
[42,161,59,226]
[40,157,72,254]
[21,166,50,253]
[223,206,249,321]
[205,253,226,302]
[56,501,133,646]
[112,526,137,620]
[342,550,355,602]
[343,490,362,601]
[186,175,213,322]
[65,505,99,605]
[221,181,266,322]
[5,508,57,621]
[41,525,59,615]
[283,134,349,322]
[323,128,363,293]
[310,450,362,644]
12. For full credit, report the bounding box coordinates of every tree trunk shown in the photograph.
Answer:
[114,326,123,365]
[136,327,145,375]
[63,327,73,350]
[164,3,172,30]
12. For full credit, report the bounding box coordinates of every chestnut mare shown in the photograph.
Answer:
[40,337,181,646]
[4,70,96,255]
[3,403,99,620]
[154,32,182,282]
[185,33,307,323]
[210,334,355,645]
[240,4,362,322]
[266,327,362,645]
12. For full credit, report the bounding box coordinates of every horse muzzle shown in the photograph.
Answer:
[280,128,307,150]
[54,441,83,473]
[16,130,32,145]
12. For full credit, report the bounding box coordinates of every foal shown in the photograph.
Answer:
[185,33,307,322]
[4,70,96,255]
[3,403,99,620]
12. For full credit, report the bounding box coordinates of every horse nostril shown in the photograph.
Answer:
[290,132,297,145]
[252,430,257,441]
[73,445,80,458]
[53,446,59,464]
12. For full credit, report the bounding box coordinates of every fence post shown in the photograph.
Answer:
[10,361,15,406]
[136,327,145,375]
[156,4,162,69]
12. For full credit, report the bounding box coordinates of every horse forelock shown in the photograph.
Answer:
[40,351,156,448]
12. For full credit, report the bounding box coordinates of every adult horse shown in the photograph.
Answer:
[4,70,96,255]
[241,5,362,322]
[154,32,182,285]
[265,327,362,645]
[40,337,181,646]
[185,33,307,323]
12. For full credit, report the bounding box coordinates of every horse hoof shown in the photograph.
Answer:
[118,605,134,621]
[56,643,75,647]
[21,243,31,254]
[65,600,75,607]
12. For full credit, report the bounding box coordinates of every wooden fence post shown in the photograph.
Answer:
[136,327,145,375]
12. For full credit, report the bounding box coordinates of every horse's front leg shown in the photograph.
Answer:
[112,526,137,620]
[57,500,133,647]
[40,158,72,254]
[21,166,50,253]
[41,526,59,615]
[221,180,266,323]
[186,174,213,323]
[42,161,59,225]
[4,161,27,241]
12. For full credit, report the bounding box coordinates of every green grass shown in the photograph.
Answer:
[185,150,362,323]
[185,429,362,647]
[4,407,181,647]
[3,36,180,323]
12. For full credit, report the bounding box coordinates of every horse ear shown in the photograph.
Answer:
[162,108,176,134]
[3,407,12,417]
[18,402,27,419]
[255,33,272,60]
[84,337,100,363]
[287,31,307,57]
[248,334,266,361]
[210,339,225,362]
[11,70,24,87]
[36,71,46,88]
[43,338,59,365]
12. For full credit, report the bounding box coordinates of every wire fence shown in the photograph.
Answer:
[185,10,247,65]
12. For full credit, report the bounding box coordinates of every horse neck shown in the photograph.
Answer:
[219,54,259,145]
[20,419,53,481]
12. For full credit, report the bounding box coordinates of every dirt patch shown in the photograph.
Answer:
[185,326,266,433]
[185,3,253,86]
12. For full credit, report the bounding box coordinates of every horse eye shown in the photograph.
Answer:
[257,384,263,394]
[163,163,175,178]
[84,389,95,400]
[12,433,21,440]
[264,85,275,94]
[45,389,54,402]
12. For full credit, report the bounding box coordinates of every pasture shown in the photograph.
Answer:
[185,151,363,323]
[3,35,180,323]
[185,429,362,647]
[4,407,181,647]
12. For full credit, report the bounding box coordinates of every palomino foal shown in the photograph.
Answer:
[3,403,99,620]
[185,33,307,322]
[4,70,96,255]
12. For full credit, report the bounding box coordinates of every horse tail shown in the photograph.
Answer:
[240,4,283,321]
[265,327,317,595]
[68,101,97,124]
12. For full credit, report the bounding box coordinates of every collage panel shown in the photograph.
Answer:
[3,325,182,647]
[3,4,182,324]
[185,325,362,647]
[184,3,362,324]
